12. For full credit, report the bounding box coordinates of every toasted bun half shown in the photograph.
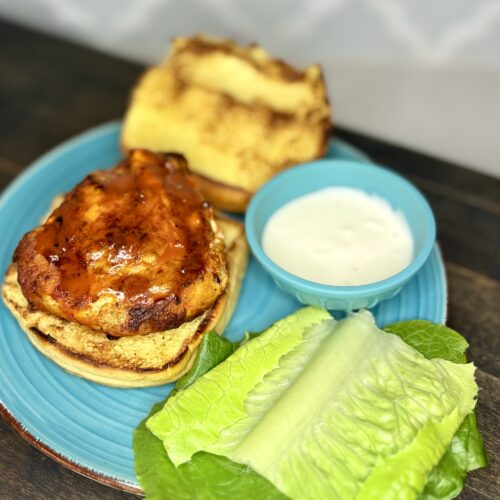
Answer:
[2,216,248,387]
[122,35,332,213]
[192,173,252,213]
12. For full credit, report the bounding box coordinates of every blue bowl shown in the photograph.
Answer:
[245,160,436,311]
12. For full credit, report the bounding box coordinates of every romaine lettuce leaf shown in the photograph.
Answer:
[135,409,285,500]
[384,321,488,499]
[171,332,239,397]
[384,321,468,363]
[147,306,333,465]
[135,314,486,500]
[133,331,286,500]
[146,310,478,500]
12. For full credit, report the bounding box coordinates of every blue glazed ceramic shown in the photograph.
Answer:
[246,160,436,311]
[0,122,446,492]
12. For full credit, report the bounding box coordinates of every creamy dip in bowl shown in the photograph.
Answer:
[245,160,435,311]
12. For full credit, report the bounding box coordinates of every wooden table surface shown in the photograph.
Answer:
[0,19,498,500]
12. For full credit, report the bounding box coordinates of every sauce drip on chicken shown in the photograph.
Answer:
[15,150,228,336]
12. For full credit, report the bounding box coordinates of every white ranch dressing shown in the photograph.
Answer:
[262,187,413,286]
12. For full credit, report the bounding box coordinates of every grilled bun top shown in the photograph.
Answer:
[14,150,228,336]
[121,34,332,211]
[168,35,331,117]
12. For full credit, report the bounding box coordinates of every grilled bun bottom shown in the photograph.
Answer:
[2,216,248,387]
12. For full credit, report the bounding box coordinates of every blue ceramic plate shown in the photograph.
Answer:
[0,122,447,492]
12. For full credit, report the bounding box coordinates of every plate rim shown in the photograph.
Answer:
[0,403,142,494]
[0,121,448,493]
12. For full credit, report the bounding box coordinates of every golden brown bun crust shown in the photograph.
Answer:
[122,35,332,213]
[3,216,248,387]
[192,174,253,214]
[14,150,228,336]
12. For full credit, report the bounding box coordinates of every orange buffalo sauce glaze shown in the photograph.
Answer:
[33,150,213,308]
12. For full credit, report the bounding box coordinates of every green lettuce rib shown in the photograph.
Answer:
[147,306,333,465]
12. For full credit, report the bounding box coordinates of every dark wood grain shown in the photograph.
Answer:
[0,18,498,500]
[0,415,137,500]
[466,371,500,500]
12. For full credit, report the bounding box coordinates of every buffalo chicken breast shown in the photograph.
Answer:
[14,149,228,336]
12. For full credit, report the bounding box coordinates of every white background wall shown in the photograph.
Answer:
[1,0,499,177]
